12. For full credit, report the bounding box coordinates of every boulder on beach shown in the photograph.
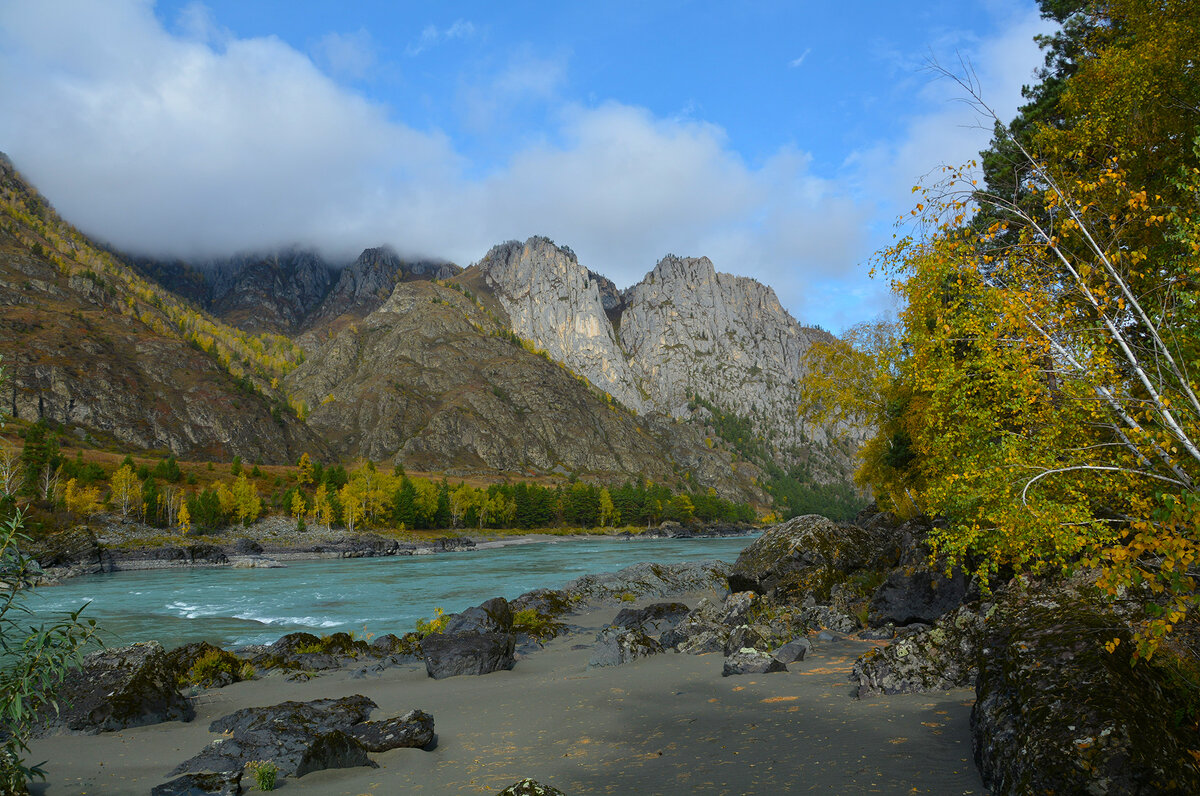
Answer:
[170,695,417,781]
[423,597,517,679]
[853,606,985,697]
[722,647,787,676]
[610,601,690,638]
[728,514,900,602]
[33,641,194,736]
[660,597,731,654]
[151,771,241,796]
[496,779,567,796]
[587,626,663,669]
[561,560,730,605]
[972,585,1200,795]
[346,708,435,752]
[868,566,969,627]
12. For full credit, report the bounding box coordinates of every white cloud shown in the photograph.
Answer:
[788,48,811,68]
[406,19,475,56]
[312,29,376,80]
[845,6,1054,226]
[0,0,1055,332]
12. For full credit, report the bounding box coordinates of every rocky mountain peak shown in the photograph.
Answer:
[477,236,646,412]
[207,248,335,334]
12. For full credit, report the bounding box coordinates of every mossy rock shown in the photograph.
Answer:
[729,514,901,601]
[973,588,1200,795]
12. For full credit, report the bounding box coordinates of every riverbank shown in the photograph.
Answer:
[25,594,984,795]
[29,515,758,585]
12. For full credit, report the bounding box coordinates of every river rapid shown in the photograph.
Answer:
[25,535,756,649]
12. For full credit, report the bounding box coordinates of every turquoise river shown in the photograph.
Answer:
[25,535,756,649]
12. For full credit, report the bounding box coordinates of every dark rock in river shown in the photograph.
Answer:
[972,585,1200,795]
[151,771,241,796]
[33,641,193,736]
[174,696,380,779]
[347,708,435,752]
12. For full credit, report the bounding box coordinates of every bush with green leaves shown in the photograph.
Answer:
[0,509,99,792]
[0,354,99,792]
[246,760,278,791]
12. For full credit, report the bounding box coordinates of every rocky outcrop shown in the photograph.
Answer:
[560,560,731,605]
[853,606,986,697]
[286,277,760,500]
[621,255,832,459]
[722,648,787,676]
[34,641,194,736]
[473,238,860,483]
[728,514,901,603]
[423,597,517,679]
[497,780,567,796]
[477,237,646,412]
[972,585,1200,795]
[207,248,335,334]
[303,246,459,333]
[171,696,385,779]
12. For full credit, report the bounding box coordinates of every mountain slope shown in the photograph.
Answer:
[473,237,859,483]
[0,154,327,462]
[286,277,765,500]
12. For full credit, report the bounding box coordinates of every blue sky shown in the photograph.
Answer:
[0,1,1053,331]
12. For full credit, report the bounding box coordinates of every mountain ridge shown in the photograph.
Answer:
[0,151,858,510]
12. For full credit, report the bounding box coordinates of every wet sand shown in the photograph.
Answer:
[29,601,985,795]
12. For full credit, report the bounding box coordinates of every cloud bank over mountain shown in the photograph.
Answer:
[0,0,1050,329]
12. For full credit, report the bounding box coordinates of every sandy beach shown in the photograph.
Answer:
[27,597,985,796]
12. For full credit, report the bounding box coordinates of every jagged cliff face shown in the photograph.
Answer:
[472,237,856,482]
[0,165,328,462]
[476,239,647,412]
[621,254,820,450]
[285,277,764,501]
[300,247,459,334]
[208,249,334,334]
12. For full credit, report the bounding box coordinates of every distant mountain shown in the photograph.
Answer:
[475,236,859,483]
[0,152,856,508]
[0,155,327,463]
